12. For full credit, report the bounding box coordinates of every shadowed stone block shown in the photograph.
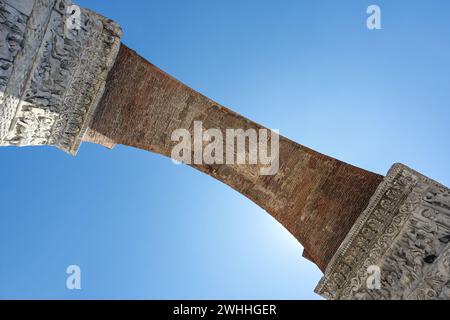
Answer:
[316,163,450,300]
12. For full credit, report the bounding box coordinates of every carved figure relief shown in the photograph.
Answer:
[0,0,122,154]
[316,164,450,300]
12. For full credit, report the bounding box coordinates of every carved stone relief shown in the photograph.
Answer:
[315,163,450,300]
[0,0,122,154]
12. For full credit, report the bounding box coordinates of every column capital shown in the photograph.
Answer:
[0,0,122,154]
[316,163,450,300]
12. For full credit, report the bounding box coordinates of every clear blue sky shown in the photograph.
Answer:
[1,0,449,299]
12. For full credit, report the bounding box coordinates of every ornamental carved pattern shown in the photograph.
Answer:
[315,163,450,300]
[0,0,122,154]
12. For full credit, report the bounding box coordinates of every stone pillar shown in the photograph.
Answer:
[0,0,121,154]
[316,163,450,300]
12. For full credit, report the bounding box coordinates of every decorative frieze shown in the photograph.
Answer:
[0,0,122,154]
[316,163,450,300]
